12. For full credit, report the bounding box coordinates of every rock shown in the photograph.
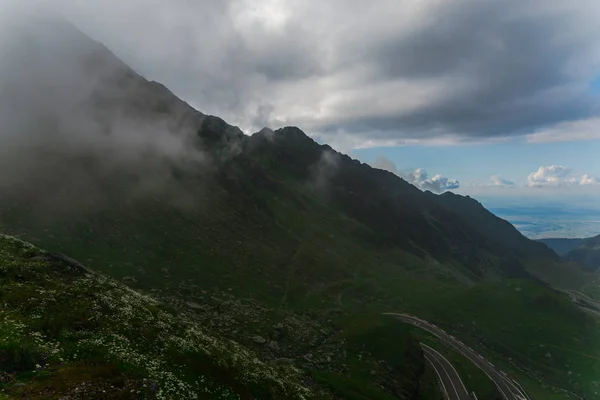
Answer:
[185,301,203,310]
[141,379,159,399]
[143,379,159,392]
[268,340,279,352]
[252,335,267,345]
[274,323,284,330]
[370,370,377,376]
[546,352,552,358]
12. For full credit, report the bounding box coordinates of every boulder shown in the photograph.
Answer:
[252,335,267,345]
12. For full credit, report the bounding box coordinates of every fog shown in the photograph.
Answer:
[0,3,211,216]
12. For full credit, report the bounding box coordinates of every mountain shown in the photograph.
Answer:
[0,16,598,400]
[536,235,600,271]
[563,235,600,271]
[536,237,589,256]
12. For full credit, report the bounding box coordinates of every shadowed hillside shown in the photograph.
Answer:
[564,235,600,271]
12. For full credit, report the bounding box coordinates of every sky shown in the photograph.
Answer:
[2,0,600,236]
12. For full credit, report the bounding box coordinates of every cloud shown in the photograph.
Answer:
[408,169,460,193]
[370,156,459,193]
[462,175,516,189]
[490,175,516,187]
[527,165,600,187]
[306,149,340,198]
[0,8,214,217]
[525,117,600,143]
[371,155,398,175]
[36,0,600,149]
[576,174,600,185]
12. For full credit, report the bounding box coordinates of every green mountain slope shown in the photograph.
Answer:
[564,235,600,271]
[0,16,598,400]
[536,238,588,256]
[0,235,316,399]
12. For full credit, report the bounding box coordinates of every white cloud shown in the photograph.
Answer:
[370,156,459,193]
[527,165,600,187]
[490,175,516,187]
[577,174,600,185]
[409,169,460,192]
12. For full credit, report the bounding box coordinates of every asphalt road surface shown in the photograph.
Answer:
[421,343,471,400]
[385,313,529,400]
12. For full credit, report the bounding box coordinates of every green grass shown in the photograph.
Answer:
[0,157,596,399]
[3,198,597,399]
[0,234,318,400]
[418,279,600,399]
[310,370,398,400]
[412,333,501,399]
[582,280,600,300]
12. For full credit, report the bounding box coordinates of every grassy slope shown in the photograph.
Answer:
[0,200,440,399]
[565,235,600,271]
[536,238,587,256]
[412,333,502,400]
[2,194,598,399]
[425,280,600,399]
[0,234,317,400]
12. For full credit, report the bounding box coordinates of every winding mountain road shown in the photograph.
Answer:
[421,343,471,400]
[385,313,529,400]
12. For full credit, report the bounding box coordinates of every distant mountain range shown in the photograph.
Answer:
[0,15,598,400]
[536,237,590,256]
[537,235,600,270]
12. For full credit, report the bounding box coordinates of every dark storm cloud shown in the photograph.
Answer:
[321,0,600,141]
